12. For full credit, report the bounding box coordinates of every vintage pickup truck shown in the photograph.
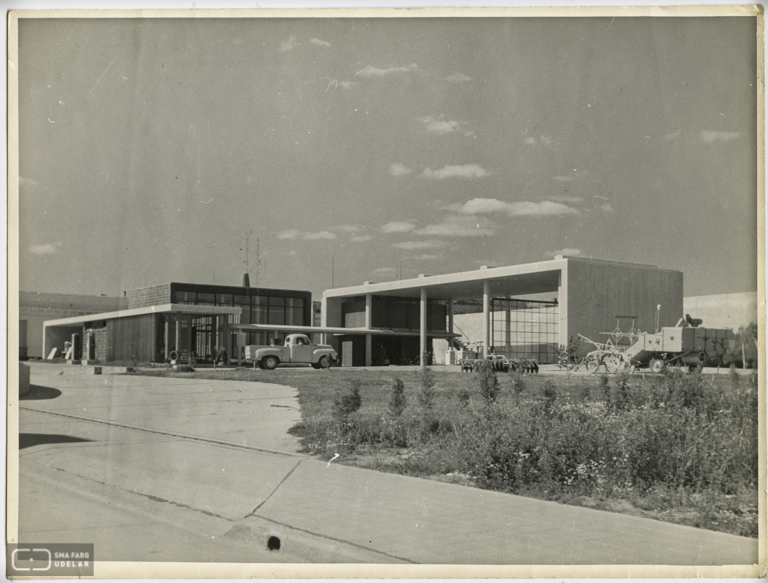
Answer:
[243,333,337,370]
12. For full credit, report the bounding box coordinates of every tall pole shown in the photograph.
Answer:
[332,254,335,288]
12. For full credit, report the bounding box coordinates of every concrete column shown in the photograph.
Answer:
[505,294,512,355]
[420,287,428,366]
[558,266,569,348]
[448,298,454,344]
[175,318,180,353]
[164,318,169,359]
[483,281,490,358]
[365,294,373,366]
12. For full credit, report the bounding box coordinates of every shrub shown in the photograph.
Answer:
[417,367,436,410]
[457,386,471,407]
[478,361,500,405]
[388,377,407,418]
[333,380,362,424]
[510,369,526,396]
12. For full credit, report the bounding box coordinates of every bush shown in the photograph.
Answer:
[478,361,500,404]
[333,380,362,424]
[510,369,526,396]
[388,377,407,418]
[417,367,436,410]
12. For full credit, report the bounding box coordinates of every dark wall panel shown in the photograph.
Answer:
[107,314,158,362]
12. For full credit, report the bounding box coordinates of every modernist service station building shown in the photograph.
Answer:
[29,255,699,367]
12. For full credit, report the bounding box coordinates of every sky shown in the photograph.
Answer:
[16,15,758,300]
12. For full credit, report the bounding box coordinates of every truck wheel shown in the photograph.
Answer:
[317,355,331,369]
[649,358,665,374]
[262,356,279,370]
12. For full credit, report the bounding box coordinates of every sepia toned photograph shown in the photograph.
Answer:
[7,7,764,578]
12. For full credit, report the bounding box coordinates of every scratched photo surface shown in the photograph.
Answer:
[15,14,760,571]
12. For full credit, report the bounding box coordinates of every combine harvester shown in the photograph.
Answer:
[578,315,735,374]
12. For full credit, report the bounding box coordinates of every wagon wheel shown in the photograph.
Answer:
[584,353,601,374]
[604,354,622,374]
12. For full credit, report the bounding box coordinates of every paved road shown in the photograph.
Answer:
[14,362,760,570]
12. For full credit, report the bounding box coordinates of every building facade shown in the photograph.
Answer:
[322,257,684,366]
[42,282,312,363]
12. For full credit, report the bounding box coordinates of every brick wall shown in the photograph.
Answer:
[127,284,171,309]
[93,328,108,362]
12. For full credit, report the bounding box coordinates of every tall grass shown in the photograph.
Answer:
[286,368,758,536]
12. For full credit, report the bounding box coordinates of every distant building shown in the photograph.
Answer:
[19,291,128,358]
[41,281,311,363]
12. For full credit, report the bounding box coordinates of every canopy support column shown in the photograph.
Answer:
[365,294,373,367]
[420,288,427,367]
[483,281,490,358]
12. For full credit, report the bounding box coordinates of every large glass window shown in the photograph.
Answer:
[217,294,233,306]
[269,297,285,325]
[173,291,196,304]
[197,292,215,306]
[286,297,304,325]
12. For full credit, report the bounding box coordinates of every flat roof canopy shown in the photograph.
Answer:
[324,258,568,301]
[222,323,459,339]
[43,303,242,328]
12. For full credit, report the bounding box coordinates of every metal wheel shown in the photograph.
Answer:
[604,354,622,374]
[584,354,600,374]
[649,358,665,374]
[317,355,331,369]
[262,355,279,370]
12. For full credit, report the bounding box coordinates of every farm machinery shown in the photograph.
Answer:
[571,315,735,374]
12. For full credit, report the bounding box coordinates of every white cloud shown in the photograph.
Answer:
[700,130,743,144]
[443,72,472,83]
[416,215,495,237]
[303,231,336,240]
[356,63,418,78]
[393,240,447,250]
[389,163,412,177]
[19,176,38,187]
[30,242,62,255]
[335,225,361,233]
[550,195,583,203]
[350,234,373,243]
[280,35,297,52]
[453,197,580,217]
[664,129,681,141]
[277,229,336,240]
[413,254,441,261]
[381,221,416,234]
[422,164,489,180]
[524,136,536,145]
[600,203,614,212]
[339,80,357,90]
[547,248,582,257]
[374,267,397,275]
[419,115,463,135]
[309,37,331,47]
[553,176,575,182]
